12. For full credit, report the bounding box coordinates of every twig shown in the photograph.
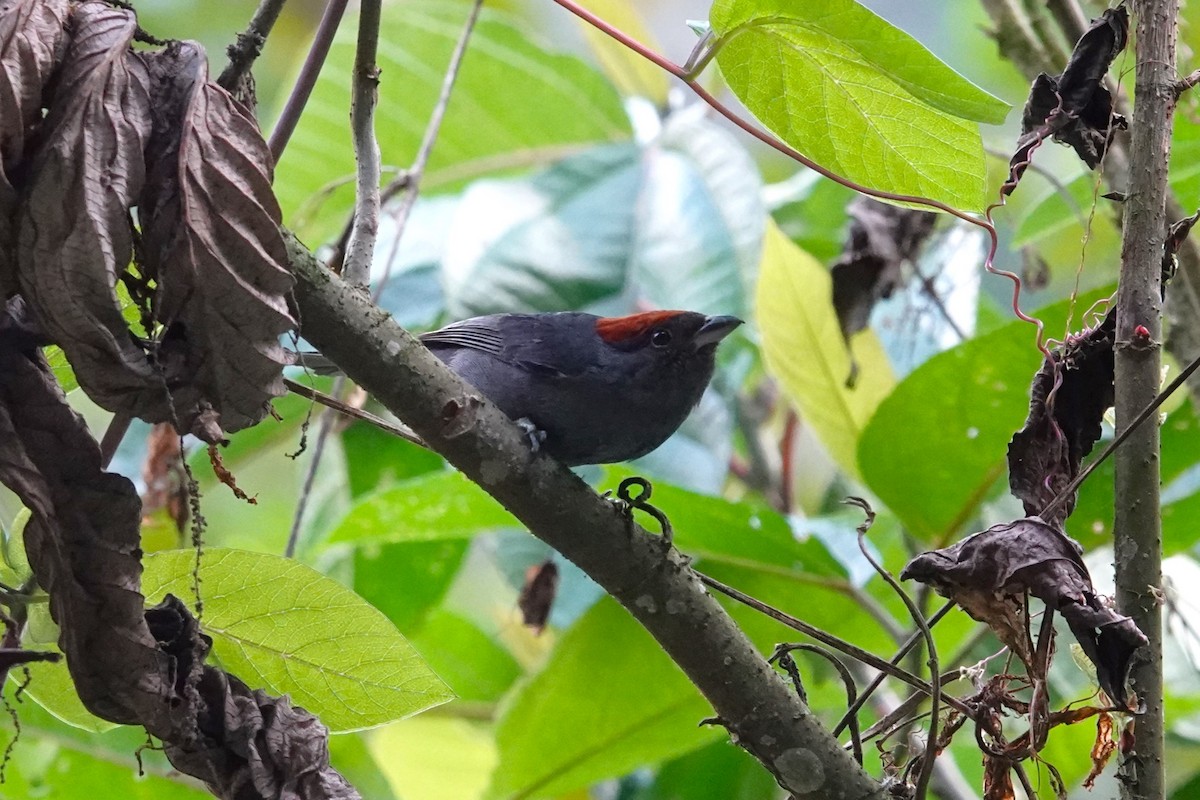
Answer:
[1177,68,1200,96]
[217,0,290,91]
[99,413,133,470]
[286,377,343,558]
[341,0,383,288]
[375,0,484,296]
[283,378,424,447]
[771,643,863,764]
[832,601,955,736]
[1038,348,1200,521]
[845,497,940,800]
[268,0,350,162]
[778,410,798,514]
[548,0,997,238]
[696,571,973,717]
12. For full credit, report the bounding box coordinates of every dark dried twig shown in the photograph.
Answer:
[217,0,289,91]
[771,643,864,764]
[846,497,940,799]
[268,0,350,161]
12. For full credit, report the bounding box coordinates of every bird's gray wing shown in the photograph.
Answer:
[419,318,506,356]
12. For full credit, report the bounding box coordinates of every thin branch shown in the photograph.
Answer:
[99,412,133,470]
[217,0,290,92]
[696,570,972,717]
[375,0,483,295]
[286,377,343,559]
[1177,68,1200,96]
[846,498,940,800]
[771,643,863,764]
[283,378,424,446]
[341,0,383,288]
[268,0,350,162]
[1113,0,1175,795]
[832,601,955,737]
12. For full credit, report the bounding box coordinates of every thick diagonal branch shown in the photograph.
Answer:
[286,234,888,800]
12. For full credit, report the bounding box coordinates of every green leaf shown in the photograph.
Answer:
[573,0,670,102]
[275,1,631,242]
[352,539,469,632]
[859,288,1113,542]
[756,221,895,479]
[709,0,996,211]
[341,422,447,497]
[327,471,519,548]
[632,109,765,318]
[442,144,643,316]
[709,0,1007,123]
[18,602,117,733]
[142,548,453,732]
[370,715,497,800]
[410,609,522,702]
[489,598,720,798]
[628,739,778,800]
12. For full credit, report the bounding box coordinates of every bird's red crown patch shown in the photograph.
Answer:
[595,310,684,343]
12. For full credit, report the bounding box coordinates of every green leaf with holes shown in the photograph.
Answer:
[708,0,1000,211]
[142,548,452,732]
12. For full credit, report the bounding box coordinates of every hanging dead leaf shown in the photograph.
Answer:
[1083,710,1116,789]
[901,517,1146,706]
[1164,210,1200,284]
[830,197,937,346]
[0,0,70,294]
[139,41,295,435]
[14,4,171,421]
[1007,309,1115,526]
[1004,7,1129,195]
[141,422,189,534]
[518,560,559,634]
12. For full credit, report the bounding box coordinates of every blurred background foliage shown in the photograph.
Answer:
[5,0,1200,798]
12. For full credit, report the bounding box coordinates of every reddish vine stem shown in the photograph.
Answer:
[548,0,1055,358]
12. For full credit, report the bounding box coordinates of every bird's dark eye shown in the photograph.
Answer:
[651,329,672,347]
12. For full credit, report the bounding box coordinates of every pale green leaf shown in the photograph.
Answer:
[370,715,497,800]
[573,0,670,102]
[709,0,994,211]
[142,549,452,732]
[275,1,631,242]
[488,598,719,798]
[756,221,895,478]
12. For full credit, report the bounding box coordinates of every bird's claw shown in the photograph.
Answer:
[516,417,547,453]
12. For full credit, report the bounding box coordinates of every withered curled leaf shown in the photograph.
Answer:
[901,517,1147,707]
[15,3,169,420]
[1004,7,1129,195]
[1007,309,1114,526]
[139,41,296,435]
[518,559,559,634]
[0,0,71,293]
[831,197,938,346]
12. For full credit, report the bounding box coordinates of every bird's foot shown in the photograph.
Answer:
[516,417,547,453]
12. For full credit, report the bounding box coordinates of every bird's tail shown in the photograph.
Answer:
[291,351,343,376]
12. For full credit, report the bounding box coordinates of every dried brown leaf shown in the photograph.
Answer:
[901,517,1147,706]
[1007,309,1115,525]
[518,560,559,634]
[1084,710,1116,789]
[1004,7,1129,196]
[140,421,188,534]
[139,41,295,435]
[0,302,356,797]
[0,0,70,293]
[15,4,171,420]
[831,198,937,346]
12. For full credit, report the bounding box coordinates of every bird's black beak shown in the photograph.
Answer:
[692,315,743,349]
